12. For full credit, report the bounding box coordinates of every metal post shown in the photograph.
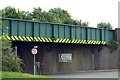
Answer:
[15,46,17,56]
[34,54,36,75]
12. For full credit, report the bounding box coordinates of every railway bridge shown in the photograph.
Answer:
[1,18,119,74]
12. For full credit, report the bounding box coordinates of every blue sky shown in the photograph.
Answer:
[0,0,119,29]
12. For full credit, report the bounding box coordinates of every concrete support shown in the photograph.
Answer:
[13,28,120,74]
[115,28,120,69]
[115,28,120,42]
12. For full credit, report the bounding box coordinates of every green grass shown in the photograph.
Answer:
[2,72,52,79]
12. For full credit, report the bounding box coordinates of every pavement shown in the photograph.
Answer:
[43,69,119,78]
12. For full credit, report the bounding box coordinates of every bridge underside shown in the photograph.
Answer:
[1,18,118,74]
[12,41,118,74]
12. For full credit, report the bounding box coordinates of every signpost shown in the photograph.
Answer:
[31,46,38,75]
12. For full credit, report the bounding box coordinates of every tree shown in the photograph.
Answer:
[1,6,89,26]
[2,35,22,72]
[0,10,2,17]
[32,7,48,21]
[48,8,72,23]
[21,11,33,20]
[71,19,89,26]
[1,6,33,20]
[2,6,19,19]
[97,22,112,29]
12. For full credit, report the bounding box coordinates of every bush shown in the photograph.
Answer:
[2,35,22,72]
[107,41,119,52]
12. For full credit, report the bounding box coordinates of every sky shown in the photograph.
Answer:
[0,0,119,29]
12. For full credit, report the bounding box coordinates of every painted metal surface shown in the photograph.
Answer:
[1,18,115,45]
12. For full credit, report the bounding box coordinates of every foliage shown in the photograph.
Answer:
[0,10,2,17]
[32,7,47,21]
[1,6,89,26]
[2,6,19,19]
[1,6,31,20]
[2,34,22,72]
[71,19,89,26]
[97,22,112,29]
[47,8,72,23]
[2,72,52,78]
[107,41,119,51]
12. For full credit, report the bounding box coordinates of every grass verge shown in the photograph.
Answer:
[2,72,53,80]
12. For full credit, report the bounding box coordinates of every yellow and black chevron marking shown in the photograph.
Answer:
[53,38,106,45]
[54,38,71,43]
[101,41,106,45]
[1,35,11,40]
[2,35,106,45]
[1,36,52,42]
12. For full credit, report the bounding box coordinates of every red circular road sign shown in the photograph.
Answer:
[31,48,38,54]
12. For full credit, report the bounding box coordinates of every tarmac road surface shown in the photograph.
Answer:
[44,69,119,78]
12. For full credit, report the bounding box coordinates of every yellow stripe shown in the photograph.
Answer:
[54,39,57,42]
[62,39,66,43]
[34,37,39,41]
[68,40,71,43]
[101,41,104,44]
[54,39,56,42]
[103,41,106,44]
[97,41,100,44]
[74,40,77,43]
[93,40,96,44]
[14,36,19,40]
[48,38,52,42]
[87,40,91,44]
[95,41,97,44]
[64,39,67,43]
[96,41,99,44]
[65,39,69,43]
[11,36,15,41]
[18,36,23,41]
[30,37,33,41]
[5,35,107,45]
[77,40,80,43]
[45,38,49,42]
[38,37,42,42]
[95,41,98,44]
[97,41,99,44]
[102,41,106,45]
[55,39,59,42]
[0,36,2,40]
[6,36,11,40]
[98,41,101,44]
[83,40,86,44]
[91,40,94,44]
[80,40,83,44]
[26,37,31,41]
[59,39,63,42]
[41,38,46,42]
[71,39,75,43]
[23,36,27,41]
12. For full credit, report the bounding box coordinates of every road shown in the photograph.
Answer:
[44,70,119,78]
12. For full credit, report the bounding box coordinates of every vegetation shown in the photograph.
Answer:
[97,22,112,29]
[1,6,89,26]
[107,41,119,52]
[2,72,52,79]
[2,34,22,72]
[1,6,114,28]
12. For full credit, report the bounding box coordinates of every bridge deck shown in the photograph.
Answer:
[1,18,115,45]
